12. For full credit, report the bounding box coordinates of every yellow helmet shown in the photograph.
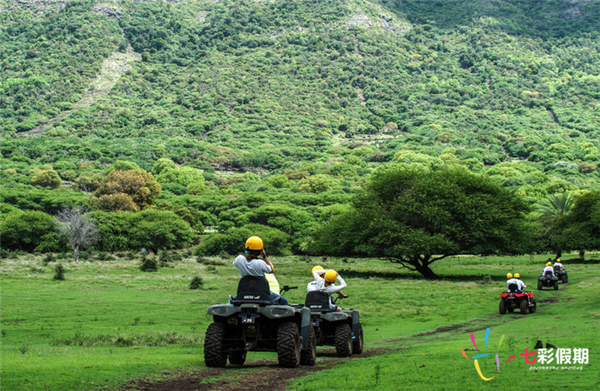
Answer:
[245,236,264,251]
[311,265,324,276]
[506,273,513,279]
[556,259,561,262]
[324,269,338,283]
[514,273,520,278]
[546,262,552,267]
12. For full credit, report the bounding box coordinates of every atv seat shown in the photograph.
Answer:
[230,276,273,306]
[507,283,520,293]
[544,270,554,277]
[305,291,334,312]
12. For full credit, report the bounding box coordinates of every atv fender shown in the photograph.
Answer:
[207,304,239,318]
[321,312,351,322]
[299,307,312,351]
[260,305,297,319]
[348,310,361,336]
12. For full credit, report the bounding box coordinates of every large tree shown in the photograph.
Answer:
[551,191,600,259]
[310,165,535,279]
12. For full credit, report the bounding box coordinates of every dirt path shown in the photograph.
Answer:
[120,311,535,391]
[23,46,140,136]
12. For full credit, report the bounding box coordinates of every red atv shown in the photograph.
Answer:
[499,284,536,315]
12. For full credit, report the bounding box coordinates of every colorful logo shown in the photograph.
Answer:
[461,327,537,381]
[462,327,589,381]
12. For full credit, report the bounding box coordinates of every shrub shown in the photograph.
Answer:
[53,264,65,280]
[189,276,203,290]
[140,256,159,272]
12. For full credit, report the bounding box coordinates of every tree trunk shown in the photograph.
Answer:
[555,249,562,260]
[579,250,585,261]
[73,245,80,263]
[414,257,439,279]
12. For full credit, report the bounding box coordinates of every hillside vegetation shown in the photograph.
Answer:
[1,0,599,265]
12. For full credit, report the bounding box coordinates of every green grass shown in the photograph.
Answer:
[1,254,598,390]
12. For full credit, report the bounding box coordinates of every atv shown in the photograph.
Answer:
[304,291,363,357]
[554,265,568,283]
[499,283,536,315]
[537,271,559,290]
[204,276,315,368]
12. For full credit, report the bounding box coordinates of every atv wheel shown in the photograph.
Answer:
[204,323,227,367]
[554,281,559,290]
[352,325,364,354]
[529,299,537,314]
[499,300,506,315]
[335,323,353,357]
[300,326,316,366]
[537,280,543,290]
[277,322,301,368]
[562,275,567,283]
[519,299,528,315]
[228,351,246,365]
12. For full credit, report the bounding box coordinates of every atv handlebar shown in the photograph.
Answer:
[281,285,298,292]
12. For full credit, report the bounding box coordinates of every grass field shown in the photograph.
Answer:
[1,253,598,390]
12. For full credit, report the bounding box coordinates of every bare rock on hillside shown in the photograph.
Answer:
[94,4,121,18]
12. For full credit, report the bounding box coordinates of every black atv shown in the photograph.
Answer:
[304,291,363,357]
[538,271,559,290]
[204,276,315,368]
[499,283,536,314]
[554,265,568,283]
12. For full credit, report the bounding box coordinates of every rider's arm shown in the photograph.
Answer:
[313,269,326,280]
[260,249,274,273]
[325,275,347,294]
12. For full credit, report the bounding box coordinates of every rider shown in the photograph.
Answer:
[513,272,533,306]
[513,273,527,291]
[506,273,519,292]
[542,262,555,277]
[554,259,565,271]
[233,236,288,305]
[313,269,347,312]
[307,265,323,292]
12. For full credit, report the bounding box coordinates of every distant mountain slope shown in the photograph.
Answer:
[1,0,599,190]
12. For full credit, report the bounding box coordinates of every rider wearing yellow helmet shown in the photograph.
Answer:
[312,268,348,312]
[542,261,555,278]
[233,236,287,305]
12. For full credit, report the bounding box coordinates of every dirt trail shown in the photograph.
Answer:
[122,348,386,391]
[23,46,140,136]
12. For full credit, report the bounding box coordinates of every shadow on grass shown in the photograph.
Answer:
[339,269,502,283]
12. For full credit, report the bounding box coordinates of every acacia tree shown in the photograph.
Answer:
[55,207,98,263]
[310,165,535,279]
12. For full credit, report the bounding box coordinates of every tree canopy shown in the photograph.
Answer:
[310,165,535,278]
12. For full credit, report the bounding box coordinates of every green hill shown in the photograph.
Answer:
[1,0,599,254]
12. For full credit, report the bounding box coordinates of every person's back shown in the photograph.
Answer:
[542,264,555,277]
[554,261,564,271]
[313,269,347,312]
[232,236,288,305]
[513,273,526,291]
[506,278,520,292]
[233,254,272,277]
